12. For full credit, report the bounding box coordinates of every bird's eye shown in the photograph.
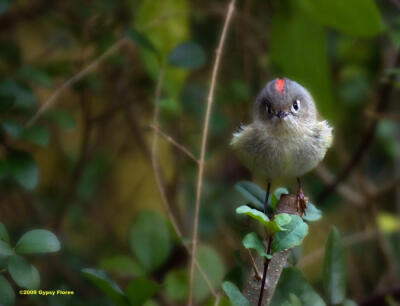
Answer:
[266,103,273,114]
[292,99,300,113]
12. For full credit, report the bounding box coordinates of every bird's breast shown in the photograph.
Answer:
[232,121,332,179]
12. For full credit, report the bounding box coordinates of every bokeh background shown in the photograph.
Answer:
[1,0,400,305]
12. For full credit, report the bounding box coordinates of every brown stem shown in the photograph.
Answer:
[188,0,236,304]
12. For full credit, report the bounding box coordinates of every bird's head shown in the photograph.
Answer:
[254,78,317,128]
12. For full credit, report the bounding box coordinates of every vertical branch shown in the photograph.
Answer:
[258,182,272,306]
[188,0,236,304]
[150,66,217,297]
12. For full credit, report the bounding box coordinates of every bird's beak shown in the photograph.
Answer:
[276,111,288,119]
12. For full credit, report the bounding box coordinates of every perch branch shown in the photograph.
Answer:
[188,0,236,304]
[244,195,301,306]
[150,124,199,163]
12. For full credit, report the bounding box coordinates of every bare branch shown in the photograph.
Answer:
[26,37,128,127]
[315,165,365,206]
[188,0,236,304]
[150,67,217,298]
[365,110,400,121]
[150,124,199,163]
[247,250,262,280]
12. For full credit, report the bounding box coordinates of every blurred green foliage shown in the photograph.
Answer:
[0,0,399,305]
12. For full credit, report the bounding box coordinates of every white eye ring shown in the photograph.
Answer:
[291,99,300,113]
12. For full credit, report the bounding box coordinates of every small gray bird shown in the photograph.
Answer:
[231,78,333,213]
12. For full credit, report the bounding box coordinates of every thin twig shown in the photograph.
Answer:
[214,293,222,306]
[26,37,128,127]
[188,0,236,304]
[248,249,262,280]
[150,124,199,163]
[365,110,400,120]
[315,165,365,206]
[150,66,217,298]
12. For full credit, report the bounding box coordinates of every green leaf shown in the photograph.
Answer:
[274,187,289,201]
[299,0,382,37]
[222,281,250,306]
[0,240,14,257]
[271,187,289,211]
[168,42,206,69]
[17,66,53,87]
[8,255,40,289]
[303,203,322,222]
[164,269,188,302]
[0,275,15,306]
[0,159,6,180]
[129,211,172,272]
[0,222,10,243]
[271,2,335,122]
[342,299,357,306]
[15,229,60,254]
[135,0,189,101]
[242,232,270,259]
[1,119,23,137]
[194,245,225,302]
[271,216,308,253]
[266,213,292,234]
[6,150,39,190]
[235,181,266,211]
[270,267,325,306]
[323,227,346,305]
[1,120,49,146]
[0,79,36,110]
[125,29,158,54]
[125,277,159,306]
[76,155,110,201]
[100,255,145,277]
[45,109,76,129]
[288,293,302,306]
[0,94,15,113]
[21,125,50,146]
[236,205,269,226]
[82,268,128,306]
[0,0,12,14]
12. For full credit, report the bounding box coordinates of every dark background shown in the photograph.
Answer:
[0,0,400,305]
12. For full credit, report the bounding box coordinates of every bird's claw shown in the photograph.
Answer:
[296,188,308,215]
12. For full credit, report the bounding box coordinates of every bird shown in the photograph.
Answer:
[231,77,333,214]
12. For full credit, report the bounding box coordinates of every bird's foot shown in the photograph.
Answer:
[296,188,308,215]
